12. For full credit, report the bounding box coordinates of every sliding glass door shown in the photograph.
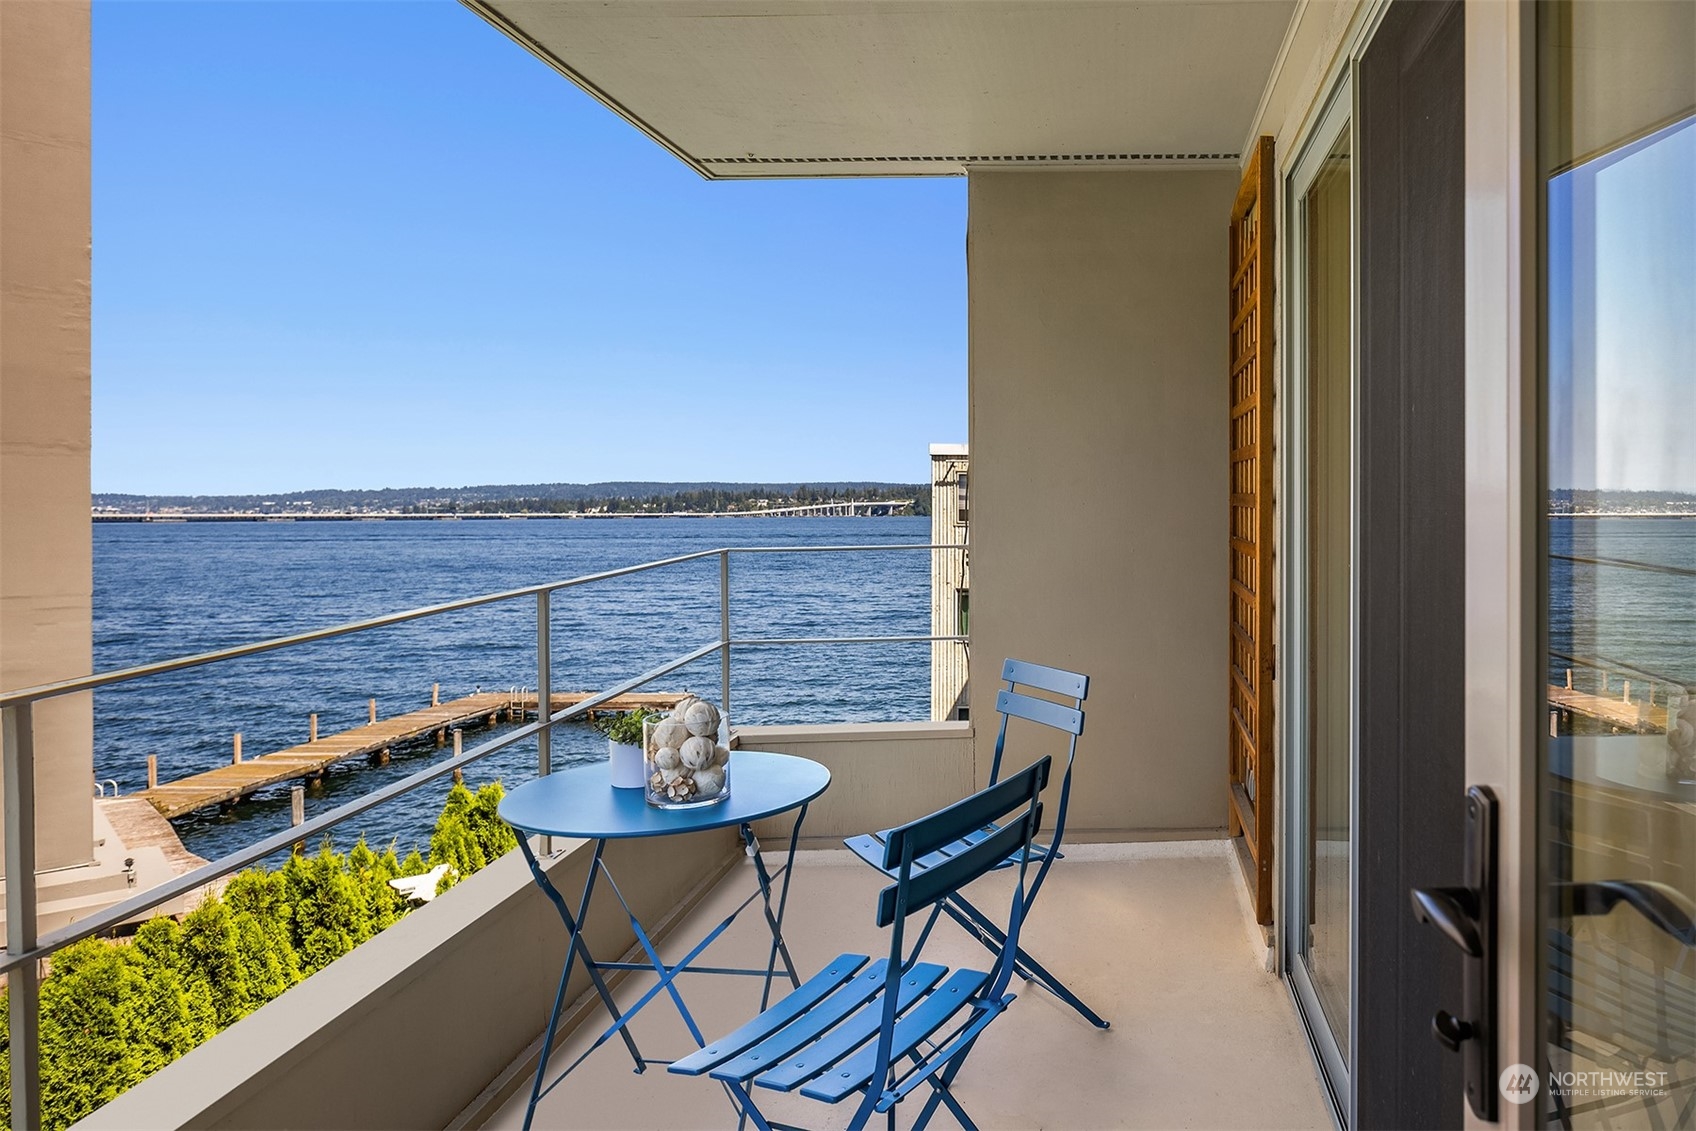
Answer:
[1284,83,1354,1115]
[1539,3,1696,1126]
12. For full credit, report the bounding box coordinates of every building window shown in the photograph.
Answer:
[956,473,969,525]
[956,589,969,637]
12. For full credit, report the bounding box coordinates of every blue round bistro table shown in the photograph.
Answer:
[498,751,831,1131]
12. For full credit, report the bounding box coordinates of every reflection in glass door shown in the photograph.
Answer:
[1540,3,1695,1126]
[1284,86,1354,1112]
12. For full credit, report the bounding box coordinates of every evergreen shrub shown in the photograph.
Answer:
[0,779,516,1130]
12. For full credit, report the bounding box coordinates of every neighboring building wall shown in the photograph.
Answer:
[967,169,1236,837]
[929,444,969,720]
[0,0,95,872]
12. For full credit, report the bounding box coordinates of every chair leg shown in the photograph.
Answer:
[911,1040,983,1131]
[847,1085,884,1131]
[942,896,1111,1029]
[725,1082,776,1131]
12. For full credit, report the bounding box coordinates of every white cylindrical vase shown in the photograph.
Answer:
[608,740,646,789]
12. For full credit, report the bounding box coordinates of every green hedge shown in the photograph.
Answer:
[1,780,517,1131]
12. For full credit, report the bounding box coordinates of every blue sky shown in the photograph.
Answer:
[1546,116,1695,494]
[92,1,967,495]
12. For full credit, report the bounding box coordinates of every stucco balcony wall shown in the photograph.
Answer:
[967,169,1238,840]
[736,721,974,847]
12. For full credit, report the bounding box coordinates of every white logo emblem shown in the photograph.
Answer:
[1500,1064,1540,1105]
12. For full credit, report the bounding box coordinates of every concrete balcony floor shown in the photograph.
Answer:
[486,843,1332,1130]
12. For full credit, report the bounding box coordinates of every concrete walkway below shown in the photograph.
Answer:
[483,842,1333,1130]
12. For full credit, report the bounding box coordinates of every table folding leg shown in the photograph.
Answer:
[516,805,810,1131]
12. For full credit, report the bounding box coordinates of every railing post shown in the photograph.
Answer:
[720,550,731,723]
[537,589,552,777]
[3,703,42,1131]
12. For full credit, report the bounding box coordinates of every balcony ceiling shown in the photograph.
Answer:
[463,1,1298,178]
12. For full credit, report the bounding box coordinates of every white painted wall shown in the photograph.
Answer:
[966,169,1238,838]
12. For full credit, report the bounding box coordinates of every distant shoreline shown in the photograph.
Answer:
[92,508,916,523]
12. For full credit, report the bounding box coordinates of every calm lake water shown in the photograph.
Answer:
[95,514,1687,863]
[93,516,935,862]
[1548,517,1696,703]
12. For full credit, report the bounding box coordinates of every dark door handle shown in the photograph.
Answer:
[1408,785,1498,1122]
[1431,1009,1474,1051]
[1555,879,1696,946]
[1411,885,1483,957]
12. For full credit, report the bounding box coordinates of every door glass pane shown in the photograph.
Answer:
[1541,3,1696,1126]
[1302,125,1354,1054]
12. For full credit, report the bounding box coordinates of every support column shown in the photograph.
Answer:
[0,0,94,874]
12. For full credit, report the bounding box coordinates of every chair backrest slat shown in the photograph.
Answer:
[876,803,1042,927]
[880,757,1051,870]
[995,689,1084,736]
[1001,658,1088,699]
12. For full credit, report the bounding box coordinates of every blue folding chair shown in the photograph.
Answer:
[843,658,1106,1030]
[671,757,1052,1131]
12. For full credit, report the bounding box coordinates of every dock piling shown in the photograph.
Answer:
[369,698,378,725]
[309,713,318,742]
[432,683,440,707]
[453,729,464,784]
[146,754,157,790]
[291,786,304,828]
[233,732,243,764]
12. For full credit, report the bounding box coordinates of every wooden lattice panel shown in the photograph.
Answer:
[1227,136,1275,926]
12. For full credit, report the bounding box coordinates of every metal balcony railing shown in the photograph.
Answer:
[0,541,967,1131]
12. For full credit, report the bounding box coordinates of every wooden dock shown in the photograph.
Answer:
[135,690,685,820]
[1548,684,1669,733]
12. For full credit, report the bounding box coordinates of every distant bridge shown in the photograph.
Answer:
[92,500,914,522]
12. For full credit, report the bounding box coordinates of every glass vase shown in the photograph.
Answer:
[643,713,730,809]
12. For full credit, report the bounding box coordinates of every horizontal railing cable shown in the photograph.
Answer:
[731,635,967,647]
[0,549,724,708]
[0,639,725,974]
[1549,552,1696,580]
[0,544,966,708]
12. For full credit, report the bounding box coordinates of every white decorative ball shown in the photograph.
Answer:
[684,700,721,737]
[693,767,725,798]
[670,695,700,722]
[680,735,716,770]
[653,717,690,752]
[654,746,681,770]
[712,744,730,768]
